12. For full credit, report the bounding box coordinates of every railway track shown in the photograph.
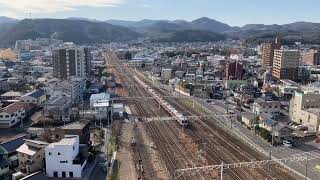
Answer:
[106,51,298,180]
[145,75,298,180]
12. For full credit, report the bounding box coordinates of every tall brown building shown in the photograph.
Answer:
[53,43,91,80]
[302,50,320,65]
[272,50,300,81]
[225,61,245,80]
[261,38,281,69]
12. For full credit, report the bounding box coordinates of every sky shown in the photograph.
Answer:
[0,0,318,26]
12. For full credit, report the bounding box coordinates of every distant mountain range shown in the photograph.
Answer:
[0,16,18,24]
[1,16,320,46]
[0,18,141,47]
[106,17,235,33]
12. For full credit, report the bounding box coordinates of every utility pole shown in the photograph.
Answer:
[268,151,272,172]
[272,111,275,146]
[220,162,224,180]
[305,153,309,180]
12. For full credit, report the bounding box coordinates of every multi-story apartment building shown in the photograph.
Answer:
[43,77,86,104]
[83,47,92,77]
[289,90,320,132]
[302,50,320,66]
[53,43,91,80]
[252,98,281,116]
[20,89,46,106]
[261,38,281,69]
[0,102,25,128]
[45,135,87,179]
[272,49,300,81]
[225,61,245,80]
[16,140,48,175]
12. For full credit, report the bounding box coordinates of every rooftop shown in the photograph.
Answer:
[47,135,78,148]
[20,171,50,180]
[93,100,110,107]
[45,96,71,106]
[23,89,46,99]
[113,103,124,109]
[254,98,280,106]
[1,102,24,114]
[60,121,89,130]
[16,143,39,156]
[1,91,24,97]
[0,134,27,154]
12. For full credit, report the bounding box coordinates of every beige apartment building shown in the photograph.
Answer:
[302,50,320,66]
[16,140,48,175]
[261,38,281,69]
[272,49,300,81]
[289,91,320,132]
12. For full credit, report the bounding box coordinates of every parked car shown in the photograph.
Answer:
[283,141,293,148]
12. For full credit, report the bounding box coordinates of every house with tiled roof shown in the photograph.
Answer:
[20,89,46,106]
[0,102,26,128]
[0,134,27,169]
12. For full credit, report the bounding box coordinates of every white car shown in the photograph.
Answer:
[283,141,293,148]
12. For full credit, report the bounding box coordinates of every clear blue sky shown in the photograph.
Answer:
[0,0,318,26]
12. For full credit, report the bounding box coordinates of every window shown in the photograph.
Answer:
[0,115,3,118]
[53,171,58,178]
[69,172,74,178]
[48,152,52,155]
[28,155,31,159]
[60,160,68,163]
[5,115,9,118]
[62,171,66,178]
[58,152,61,155]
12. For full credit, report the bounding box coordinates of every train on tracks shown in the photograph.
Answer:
[134,76,189,127]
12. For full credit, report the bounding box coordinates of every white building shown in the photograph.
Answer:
[90,93,110,107]
[289,90,320,132]
[45,135,86,179]
[252,98,281,116]
[93,100,110,120]
[0,102,25,128]
[20,89,46,106]
[43,77,86,104]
